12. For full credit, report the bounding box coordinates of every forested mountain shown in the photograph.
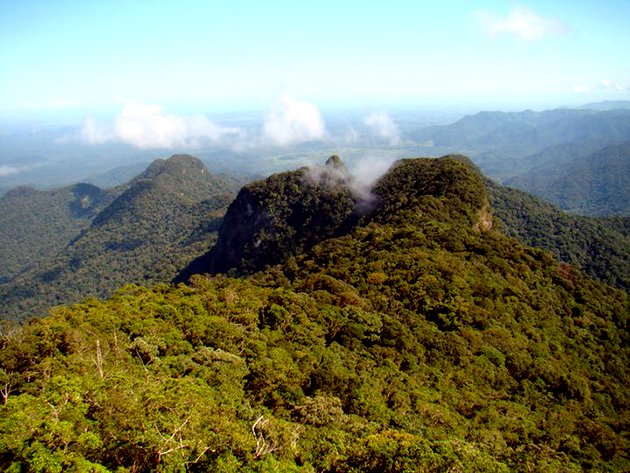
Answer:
[1,155,627,471]
[0,155,237,321]
[0,183,118,283]
[488,180,630,290]
[581,100,630,111]
[504,142,630,215]
[179,155,358,279]
[411,108,630,216]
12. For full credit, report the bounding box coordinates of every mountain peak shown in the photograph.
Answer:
[325,154,345,169]
[303,155,352,189]
[92,155,230,227]
[181,157,357,276]
[179,155,492,279]
[371,155,489,229]
[140,154,208,180]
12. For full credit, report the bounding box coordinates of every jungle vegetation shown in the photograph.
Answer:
[0,156,237,321]
[1,156,628,471]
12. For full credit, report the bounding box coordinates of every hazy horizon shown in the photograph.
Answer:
[1,0,629,191]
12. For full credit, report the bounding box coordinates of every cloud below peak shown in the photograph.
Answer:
[0,165,25,177]
[478,6,570,41]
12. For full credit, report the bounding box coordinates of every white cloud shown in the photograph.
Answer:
[303,155,395,206]
[572,79,629,94]
[0,165,23,177]
[478,6,570,41]
[82,102,241,149]
[82,115,114,144]
[364,112,402,145]
[343,125,360,143]
[600,79,627,91]
[348,155,396,203]
[263,96,326,146]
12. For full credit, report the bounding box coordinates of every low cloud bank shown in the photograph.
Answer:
[347,155,397,205]
[82,102,241,149]
[573,79,629,94]
[0,165,23,177]
[81,99,412,152]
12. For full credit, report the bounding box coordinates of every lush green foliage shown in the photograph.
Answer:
[411,108,630,215]
[0,156,236,321]
[505,142,630,216]
[0,183,117,283]
[1,156,628,471]
[488,180,630,290]
[180,156,357,278]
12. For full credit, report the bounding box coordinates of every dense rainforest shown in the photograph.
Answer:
[504,141,630,216]
[0,155,238,321]
[3,153,629,324]
[1,156,628,472]
[487,180,630,291]
[0,183,118,283]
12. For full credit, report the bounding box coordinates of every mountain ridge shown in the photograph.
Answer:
[409,108,630,216]
[0,181,118,283]
[1,155,627,471]
[504,141,630,215]
[0,155,237,321]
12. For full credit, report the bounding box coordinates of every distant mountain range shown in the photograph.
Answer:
[505,141,630,215]
[411,107,630,216]
[580,100,630,111]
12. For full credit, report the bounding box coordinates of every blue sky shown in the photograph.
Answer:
[1,0,629,118]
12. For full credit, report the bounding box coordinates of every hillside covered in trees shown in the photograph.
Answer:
[410,107,630,216]
[488,180,630,290]
[0,183,118,283]
[504,141,630,216]
[0,155,237,321]
[1,156,628,471]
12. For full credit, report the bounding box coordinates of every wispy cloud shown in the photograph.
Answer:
[572,85,592,94]
[303,154,395,207]
[0,165,24,177]
[263,95,326,146]
[82,102,241,149]
[348,155,397,203]
[573,79,629,94]
[82,115,114,144]
[478,6,570,41]
[364,112,402,145]
[599,79,627,91]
